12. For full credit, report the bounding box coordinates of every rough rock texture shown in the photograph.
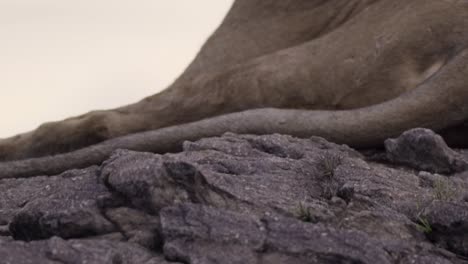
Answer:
[385,128,468,174]
[0,236,174,264]
[1,131,468,263]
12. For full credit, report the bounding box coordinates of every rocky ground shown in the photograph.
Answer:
[1,128,467,264]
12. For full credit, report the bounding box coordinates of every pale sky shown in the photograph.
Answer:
[0,1,233,138]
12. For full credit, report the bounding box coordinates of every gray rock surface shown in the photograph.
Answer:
[385,128,468,174]
[0,236,175,264]
[1,131,468,263]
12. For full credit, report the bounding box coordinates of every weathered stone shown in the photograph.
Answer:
[1,133,468,263]
[160,203,460,264]
[423,201,468,257]
[385,128,468,174]
[105,207,162,249]
[0,236,175,264]
[3,167,116,241]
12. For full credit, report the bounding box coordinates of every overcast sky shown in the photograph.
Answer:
[0,1,233,138]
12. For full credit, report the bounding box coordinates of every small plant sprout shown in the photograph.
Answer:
[414,197,433,234]
[433,178,456,201]
[317,153,343,179]
[416,216,432,234]
[295,202,314,223]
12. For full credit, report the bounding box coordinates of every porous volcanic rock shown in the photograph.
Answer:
[1,131,468,263]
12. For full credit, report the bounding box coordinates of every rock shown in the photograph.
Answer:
[160,203,392,264]
[3,166,116,241]
[385,128,468,174]
[423,201,468,257]
[1,133,468,263]
[160,203,464,264]
[0,236,176,264]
